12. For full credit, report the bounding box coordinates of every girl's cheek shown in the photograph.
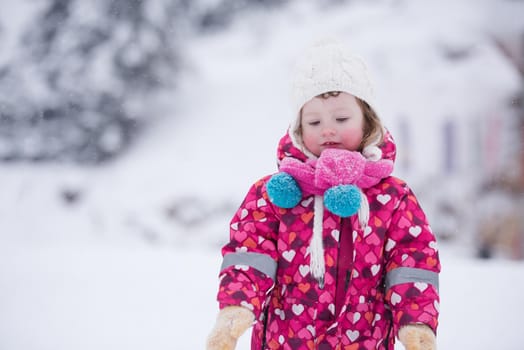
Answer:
[341,128,364,150]
[302,130,315,145]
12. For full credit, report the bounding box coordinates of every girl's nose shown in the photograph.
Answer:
[321,127,336,137]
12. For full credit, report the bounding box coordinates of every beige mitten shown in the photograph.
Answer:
[398,324,436,350]
[206,306,255,350]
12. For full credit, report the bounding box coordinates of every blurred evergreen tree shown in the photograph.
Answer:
[0,0,184,163]
[0,0,286,163]
[199,0,288,30]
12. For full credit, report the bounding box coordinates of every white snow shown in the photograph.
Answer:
[1,0,524,349]
[1,241,523,349]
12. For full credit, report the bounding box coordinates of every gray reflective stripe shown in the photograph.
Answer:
[385,267,439,292]
[221,252,277,280]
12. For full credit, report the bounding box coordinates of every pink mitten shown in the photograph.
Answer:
[206,306,255,350]
[398,324,436,350]
[315,149,366,190]
[279,157,319,195]
[355,158,394,188]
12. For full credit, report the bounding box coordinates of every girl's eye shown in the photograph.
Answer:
[308,121,320,126]
[336,117,349,122]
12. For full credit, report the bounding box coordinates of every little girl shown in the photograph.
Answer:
[207,40,440,350]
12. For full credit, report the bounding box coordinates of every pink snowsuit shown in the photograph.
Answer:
[216,131,440,350]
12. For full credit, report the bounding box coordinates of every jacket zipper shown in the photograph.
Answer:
[335,218,354,315]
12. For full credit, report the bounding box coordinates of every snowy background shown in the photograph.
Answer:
[1,0,524,349]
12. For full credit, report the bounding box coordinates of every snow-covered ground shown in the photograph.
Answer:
[1,241,523,349]
[1,0,524,349]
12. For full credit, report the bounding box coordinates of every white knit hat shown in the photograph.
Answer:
[290,39,377,137]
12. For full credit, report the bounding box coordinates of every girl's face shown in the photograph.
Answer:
[300,92,365,157]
